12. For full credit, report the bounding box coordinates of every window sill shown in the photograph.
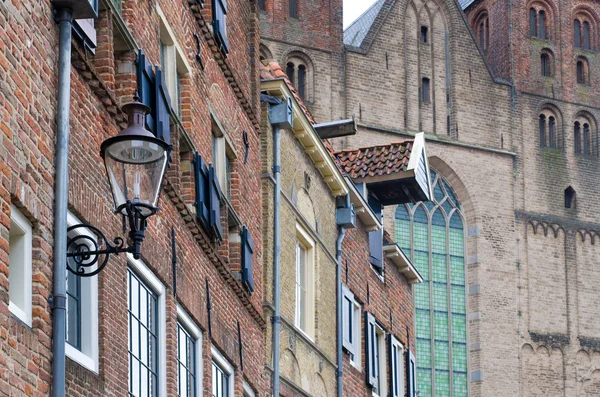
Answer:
[9,303,32,328]
[370,264,385,283]
[65,343,99,374]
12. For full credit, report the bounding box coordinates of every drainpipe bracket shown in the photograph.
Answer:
[271,315,281,324]
[48,295,67,310]
[271,165,281,173]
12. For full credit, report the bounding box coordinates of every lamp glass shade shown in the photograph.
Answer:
[103,137,168,216]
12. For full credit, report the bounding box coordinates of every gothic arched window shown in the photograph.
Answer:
[395,171,467,397]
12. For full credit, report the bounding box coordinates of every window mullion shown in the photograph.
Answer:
[445,213,454,397]
[427,205,436,396]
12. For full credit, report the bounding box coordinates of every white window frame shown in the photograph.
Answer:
[8,204,32,327]
[211,346,235,397]
[211,120,236,201]
[127,254,167,397]
[389,335,405,397]
[64,212,99,373]
[156,4,192,114]
[177,305,203,397]
[243,381,255,397]
[372,324,387,397]
[295,224,315,339]
[342,285,361,370]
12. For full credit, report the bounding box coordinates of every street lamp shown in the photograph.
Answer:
[67,97,171,277]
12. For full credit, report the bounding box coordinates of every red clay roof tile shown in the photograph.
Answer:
[334,140,414,179]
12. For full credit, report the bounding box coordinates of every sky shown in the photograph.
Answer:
[343,0,379,29]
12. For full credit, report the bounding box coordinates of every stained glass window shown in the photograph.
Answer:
[395,171,468,397]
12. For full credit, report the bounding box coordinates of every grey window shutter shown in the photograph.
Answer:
[365,312,378,387]
[368,195,383,270]
[193,152,210,231]
[241,225,255,293]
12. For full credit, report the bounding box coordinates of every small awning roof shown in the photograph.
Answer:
[383,243,423,284]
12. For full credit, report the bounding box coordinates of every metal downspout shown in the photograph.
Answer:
[272,124,282,395]
[335,225,346,397]
[52,7,73,397]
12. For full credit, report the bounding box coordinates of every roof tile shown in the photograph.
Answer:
[335,140,414,179]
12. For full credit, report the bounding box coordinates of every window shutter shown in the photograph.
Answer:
[368,195,383,270]
[342,287,354,354]
[212,0,229,54]
[208,164,224,243]
[407,350,417,397]
[365,312,378,387]
[154,67,172,145]
[194,152,210,231]
[137,49,156,134]
[241,225,255,293]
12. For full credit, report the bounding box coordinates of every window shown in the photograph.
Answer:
[73,0,98,50]
[422,78,431,103]
[295,225,315,338]
[258,0,265,10]
[298,65,306,99]
[177,306,202,397]
[289,0,297,18]
[549,116,556,147]
[529,8,537,37]
[65,213,99,373]
[286,62,295,85]
[389,335,405,397]
[365,312,387,396]
[193,151,223,242]
[212,0,229,54]
[575,121,582,153]
[212,126,233,201]
[137,48,171,145]
[573,114,595,156]
[241,226,255,293]
[8,205,32,326]
[421,26,428,43]
[577,60,585,84]
[583,21,590,49]
[479,21,485,48]
[243,382,255,397]
[407,350,417,397]
[541,52,551,77]
[342,286,361,370]
[574,20,581,48]
[583,123,591,155]
[212,347,234,397]
[539,10,546,39]
[539,114,547,147]
[530,8,548,39]
[128,255,166,397]
[395,171,468,397]
[565,186,576,209]
[476,14,489,50]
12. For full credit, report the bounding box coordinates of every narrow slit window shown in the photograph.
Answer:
[574,122,581,154]
[539,115,547,147]
[549,116,556,148]
[421,26,428,43]
[574,20,581,48]
[577,60,585,84]
[289,0,297,18]
[298,64,306,99]
[583,21,590,50]
[583,123,591,155]
[286,62,295,85]
[479,22,485,48]
[565,186,576,209]
[539,10,546,39]
[422,78,430,103]
[530,8,537,37]
[541,53,550,77]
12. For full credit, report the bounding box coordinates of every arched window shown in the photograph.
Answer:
[576,57,589,84]
[298,64,306,99]
[574,121,581,153]
[583,21,590,49]
[530,8,537,37]
[539,10,546,39]
[258,0,266,10]
[549,116,556,147]
[541,53,551,77]
[479,21,485,48]
[574,20,581,48]
[577,60,584,84]
[396,171,467,397]
[539,114,547,147]
[286,62,295,85]
[289,0,297,18]
[583,123,591,155]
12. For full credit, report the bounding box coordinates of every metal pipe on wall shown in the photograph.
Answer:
[336,194,350,397]
[52,7,73,397]
[272,123,282,395]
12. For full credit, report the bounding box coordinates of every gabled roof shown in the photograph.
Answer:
[343,0,386,49]
[335,140,413,179]
[459,0,477,10]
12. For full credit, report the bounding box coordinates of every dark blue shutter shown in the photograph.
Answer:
[137,49,155,134]
[365,312,378,387]
[212,0,229,54]
[407,350,417,397]
[241,225,255,293]
[368,195,383,270]
[193,152,210,231]
[154,67,172,145]
[208,164,223,243]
